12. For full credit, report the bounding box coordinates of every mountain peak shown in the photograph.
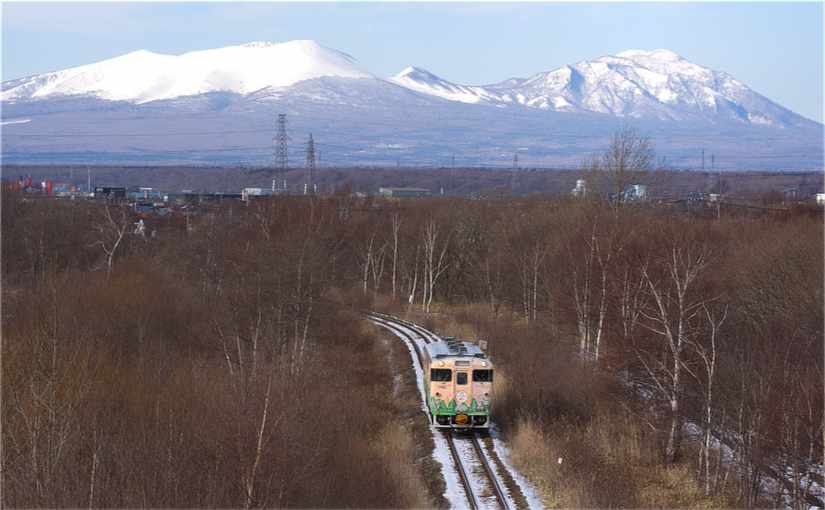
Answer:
[240,41,276,49]
[616,48,683,61]
[1,39,371,104]
[389,66,489,104]
[393,66,436,80]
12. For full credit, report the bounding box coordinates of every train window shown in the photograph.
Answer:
[456,372,468,385]
[473,369,493,382]
[431,369,452,382]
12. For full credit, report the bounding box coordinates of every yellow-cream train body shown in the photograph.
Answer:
[423,337,493,428]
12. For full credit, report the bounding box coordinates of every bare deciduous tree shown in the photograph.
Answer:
[638,242,711,463]
[421,219,451,313]
[587,126,655,203]
[89,205,129,279]
[391,213,401,300]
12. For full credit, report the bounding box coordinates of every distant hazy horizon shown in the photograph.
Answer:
[2,2,822,122]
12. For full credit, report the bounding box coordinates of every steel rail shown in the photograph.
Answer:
[365,314,427,367]
[369,311,439,344]
[444,431,481,510]
[471,432,511,510]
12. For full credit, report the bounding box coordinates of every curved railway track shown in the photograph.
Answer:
[366,312,513,510]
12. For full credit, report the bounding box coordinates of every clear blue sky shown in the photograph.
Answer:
[2,2,822,122]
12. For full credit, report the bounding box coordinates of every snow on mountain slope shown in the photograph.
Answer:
[391,49,815,128]
[1,40,372,104]
[389,66,496,104]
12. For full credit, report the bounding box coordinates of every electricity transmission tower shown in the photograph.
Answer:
[275,114,288,172]
[305,133,316,195]
[511,153,519,192]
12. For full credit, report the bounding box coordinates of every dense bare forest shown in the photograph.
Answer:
[2,174,822,507]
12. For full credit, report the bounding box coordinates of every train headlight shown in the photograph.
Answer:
[455,414,469,425]
[438,361,445,367]
[482,361,487,367]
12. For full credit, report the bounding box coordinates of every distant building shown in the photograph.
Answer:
[782,187,799,201]
[610,184,648,204]
[134,202,155,215]
[242,187,272,201]
[128,187,163,200]
[571,179,587,198]
[94,186,126,200]
[378,187,431,198]
[626,184,648,202]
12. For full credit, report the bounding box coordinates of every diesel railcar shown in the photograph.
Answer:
[423,337,493,428]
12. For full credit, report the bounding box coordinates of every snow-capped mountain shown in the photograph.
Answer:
[1,41,821,169]
[391,49,812,128]
[1,40,372,104]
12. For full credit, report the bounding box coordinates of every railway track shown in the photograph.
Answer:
[366,312,514,510]
[444,430,512,510]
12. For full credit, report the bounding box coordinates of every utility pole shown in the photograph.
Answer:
[713,154,721,220]
[701,149,705,171]
[305,133,316,195]
[450,152,456,193]
[87,166,91,194]
[511,153,519,192]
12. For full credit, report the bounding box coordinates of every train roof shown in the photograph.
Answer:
[425,337,487,360]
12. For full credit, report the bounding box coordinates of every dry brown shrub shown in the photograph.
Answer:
[372,424,433,508]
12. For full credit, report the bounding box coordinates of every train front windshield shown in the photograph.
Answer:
[431,368,452,382]
[473,369,493,382]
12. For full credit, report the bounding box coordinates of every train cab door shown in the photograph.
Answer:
[454,370,470,415]
[430,365,453,418]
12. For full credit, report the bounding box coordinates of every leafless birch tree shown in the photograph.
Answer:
[638,243,711,463]
[421,219,451,313]
[89,205,129,279]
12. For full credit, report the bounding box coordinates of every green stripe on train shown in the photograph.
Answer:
[428,396,489,416]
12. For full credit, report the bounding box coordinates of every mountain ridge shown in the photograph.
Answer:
[389,48,817,128]
[1,40,821,170]
[3,40,818,129]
